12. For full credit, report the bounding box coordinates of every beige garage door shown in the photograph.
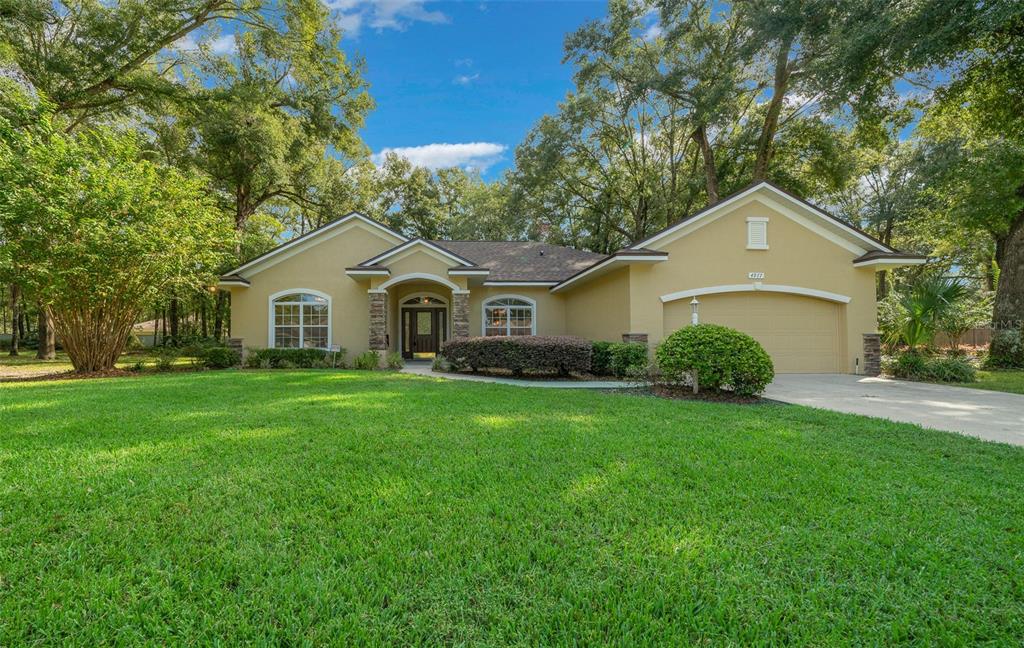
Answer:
[663,292,842,373]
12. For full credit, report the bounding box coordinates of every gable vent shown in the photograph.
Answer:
[747,217,768,250]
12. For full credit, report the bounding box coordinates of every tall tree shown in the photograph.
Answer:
[0,117,231,371]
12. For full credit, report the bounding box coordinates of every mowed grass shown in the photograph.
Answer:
[2,372,1023,645]
[958,369,1024,395]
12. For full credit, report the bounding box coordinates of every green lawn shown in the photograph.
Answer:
[0,351,195,380]
[958,369,1024,395]
[2,371,1023,644]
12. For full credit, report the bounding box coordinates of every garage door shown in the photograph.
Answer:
[663,292,842,373]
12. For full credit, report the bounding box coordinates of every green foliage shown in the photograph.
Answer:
[590,341,614,376]
[609,342,647,378]
[0,117,231,372]
[353,351,380,370]
[154,347,179,372]
[442,336,592,377]
[889,351,976,383]
[886,277,968,350]
[201,346,240,370]
[987,329,1024,369]
[385,352,404,370]
[656,324,774,396]
[244,348,333,369]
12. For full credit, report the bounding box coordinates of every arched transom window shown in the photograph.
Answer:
[483,296,535,336]
[271,292,330,349]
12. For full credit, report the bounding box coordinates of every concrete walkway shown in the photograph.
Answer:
[400,362,631,389]
[765,374,1024,446]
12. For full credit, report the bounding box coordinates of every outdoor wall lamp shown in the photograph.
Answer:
[690,297,700,325]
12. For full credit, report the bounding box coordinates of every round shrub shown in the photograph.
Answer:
[656,324,774,396]
[202,346,240,369]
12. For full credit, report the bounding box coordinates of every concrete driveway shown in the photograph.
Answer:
[765,374,1024,446]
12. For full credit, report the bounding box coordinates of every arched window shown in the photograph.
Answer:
[402,295,446,306]
[270,291,330,349]
[483,296,535,336]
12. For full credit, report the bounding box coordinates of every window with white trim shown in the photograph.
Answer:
[483,297,535,336]
[272,292,329,348]
[747,217,768,250]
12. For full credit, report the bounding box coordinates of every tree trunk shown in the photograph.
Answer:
[201,298,208,338]
[993,209,1024,330]
[692,125,720,204]
[8,284,20,356]
[169,297,179,345]
[752,36,794,181]
[160,307,167,346]
[36,304,56,360]
[214,290,227,340]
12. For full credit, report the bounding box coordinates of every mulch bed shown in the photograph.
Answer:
[630,385,764,404]
[0,368,142,383]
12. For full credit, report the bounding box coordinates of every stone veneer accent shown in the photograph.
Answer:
[227,337,244,365]
[622,333,649,345]
[862,333,881,376]
[452,292,470,338]
[369,292,388,350]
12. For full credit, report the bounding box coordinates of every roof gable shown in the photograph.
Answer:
[358,238,476,268]
[631,181,896,255]
[225,212,406,278]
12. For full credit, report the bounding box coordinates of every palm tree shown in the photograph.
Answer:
[888,277,967,351]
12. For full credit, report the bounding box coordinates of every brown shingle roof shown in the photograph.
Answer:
[430,240,604,282]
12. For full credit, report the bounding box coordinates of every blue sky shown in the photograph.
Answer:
[331,0,606,179]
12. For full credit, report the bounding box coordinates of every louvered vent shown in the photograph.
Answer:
[747,218,768,249]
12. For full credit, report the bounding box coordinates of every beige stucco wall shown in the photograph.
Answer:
[624,196,877,372]
[562,267,631,342]
[227,222,400,357]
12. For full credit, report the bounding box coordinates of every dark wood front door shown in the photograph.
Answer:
[403,308,446,358]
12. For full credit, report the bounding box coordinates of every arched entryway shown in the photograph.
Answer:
[398,292,449,359]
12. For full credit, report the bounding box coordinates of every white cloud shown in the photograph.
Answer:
[210,34,236,55]
[372,142,507,171]
[453,73,479,85]
[329,0,448,37]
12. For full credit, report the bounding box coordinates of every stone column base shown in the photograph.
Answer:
[369,292,388,350]
[227,337,244,365]
[622,333,648,345]
[452,292,470,339]
[862,333,881,376]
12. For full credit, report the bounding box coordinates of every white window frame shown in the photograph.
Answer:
[747,216,769,250]
[267,288,332,349]
[481,294,537,336]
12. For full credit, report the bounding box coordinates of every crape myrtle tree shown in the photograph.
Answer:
[0,114,232,372]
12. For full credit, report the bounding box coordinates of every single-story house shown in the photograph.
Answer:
[219,181,925,374]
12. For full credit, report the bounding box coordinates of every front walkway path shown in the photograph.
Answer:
[765,374,1024,446]
[400,362,630,389]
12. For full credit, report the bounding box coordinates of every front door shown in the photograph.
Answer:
[403,308,446,359]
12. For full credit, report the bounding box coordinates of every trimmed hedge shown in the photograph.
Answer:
[244,347,339,369]
[591,340,648,377]
[442,336,591,376]
[656,324,774,396]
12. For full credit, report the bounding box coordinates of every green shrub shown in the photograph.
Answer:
[353,351,379,370]
[591,341,614,375]
[987,328,1024,369]
[201,346,240,369]
[154,347,178,372]
[656,324,774,396]
[385,352,404,370]
[442,336,591,377]
[431,355,451,372]
[244,348,334,369]
[890,350,976,383]
[610,342,647,378]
